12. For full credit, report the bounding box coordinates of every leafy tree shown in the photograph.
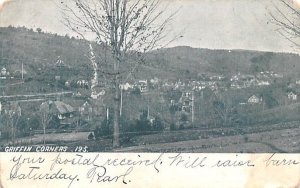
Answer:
[94,117,113,140]
[170,123,176,131]
[180,113,188,122]
[152,116,164,131]
[28,116,41,130]
[88,132,94,140]
[179,113,188,129]
[48,116,60,129]
[36,28,42,33]
[135,110,151,133]
[16,116,27,132]
[131,87,141,95]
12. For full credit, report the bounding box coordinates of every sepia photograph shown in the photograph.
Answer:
[0,0,300,153]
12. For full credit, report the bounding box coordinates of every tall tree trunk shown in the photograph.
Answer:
[113,75,121,148]
[113,49,121,148]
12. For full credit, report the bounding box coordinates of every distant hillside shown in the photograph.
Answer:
[146,46,300,79]
[0,27,91,72]
[1,26,300,81]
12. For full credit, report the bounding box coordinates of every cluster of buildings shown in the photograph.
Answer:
[118,71,286,95]
[169,91,195,114]
[119,80,149,93]
[119,78,221,94]
[161,80,218,92]
[229,72,282,89]
[0,65,28,80]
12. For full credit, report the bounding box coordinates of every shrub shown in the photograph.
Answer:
[88,132,94,140]
[152,116,164,131]
[131,87,141,95]
[170,124,176,131]
[94,118,112,140]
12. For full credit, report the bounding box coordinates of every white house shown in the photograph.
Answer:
[79,101,93,120]
[55,56,66,67]
[179,91,193,113]
[59,102,74,118]
[248,95,262,104]
[4,102,22,116]
[287,92,297,101]
[91,90,105,99]
[0,68,10,79]
[150,77,159,85]
[1,68,7,75]
[120,82,133,91]
[138,80,148,93]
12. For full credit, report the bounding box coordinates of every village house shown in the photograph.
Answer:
[138,80,148,93]
[51,101,76,120]
[287,92,297,101]
[79,101,93,121]
[55,56,66,67]
[179,91,193,113]
[231,81,243,89]
[174,80,186,91]
[77,80,89,89]
[248,95,262,104]
[40,100,76,127]
[150,77,159,85]
[65,81,70,87]
[230,73,240,82]
[0,68,11,79]
[170,99,176,105]
[1,68,7,76]
[120,82,134,91]
[257,80,270,86]
[91,89,105,99]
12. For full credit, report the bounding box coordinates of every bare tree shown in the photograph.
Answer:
[61,0,179,147]
[270,0,300,47]
[40,101,53,145]
[211,91,236,127]
[7,106,21,145]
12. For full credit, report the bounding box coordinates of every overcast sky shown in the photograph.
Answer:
[0,0,299,53]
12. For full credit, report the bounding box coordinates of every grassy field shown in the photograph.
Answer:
[2,121,299,153]
[115,127,300,153]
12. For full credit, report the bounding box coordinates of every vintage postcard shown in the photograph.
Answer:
[0,0,300,187]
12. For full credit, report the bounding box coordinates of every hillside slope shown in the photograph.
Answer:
[1,26,300,81]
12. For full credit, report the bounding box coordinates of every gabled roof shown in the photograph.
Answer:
[54,101,75,114]
[249,95,259,99]
[41,101,75,114]
[82,101,91,107]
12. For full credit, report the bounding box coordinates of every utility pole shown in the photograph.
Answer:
[1,40,3,60]
[120,88,123,116]
[106,107,109,121]
[43,117,46,145]
[21,62,24,80]
[0,41,3,96]
[191,91,195,125]
[147,105,150,120]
